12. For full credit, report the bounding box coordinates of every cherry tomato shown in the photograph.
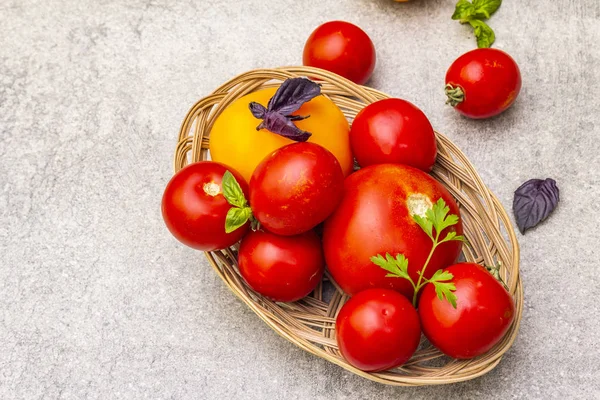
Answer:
[445,48,522,119]
[350,98,437,172]
[250,142,344,236]
[303,21,376,85]
[336,289,421,372]
[418,263,515,359]
[237,230,324,302]
[162,162,249,251]
[323,164,463,298]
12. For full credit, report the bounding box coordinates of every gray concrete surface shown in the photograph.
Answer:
[1,0,599,398]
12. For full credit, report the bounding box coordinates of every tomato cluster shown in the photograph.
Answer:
[162,20,520,374]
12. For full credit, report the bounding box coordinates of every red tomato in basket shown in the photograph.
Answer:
[162,161,249,251]
[418,263,515,359]
[322,164,463,298]
[445,48,522,119]
[303,21,376,85]
[238,230,324,302]
[350,98,437,171]
[249,142,344,236]
[336,289,421,372]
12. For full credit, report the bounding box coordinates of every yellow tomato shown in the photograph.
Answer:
[209,87,352,183]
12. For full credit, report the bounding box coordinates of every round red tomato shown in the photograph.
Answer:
[336,289,421,372]
[303,21,376,85]
[162,161,249,251]
[350,98,437,172]
[237,230,324,302]
[249,142,344,236]
[418,263,515,359]
[445,48,522,119]
[323,164,463,298]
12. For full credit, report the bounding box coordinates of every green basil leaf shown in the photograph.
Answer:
[472,0,502,19]
[469,19,496,48]
[225,207,251,234]
[452,0,476,22]
[221,170,247,209]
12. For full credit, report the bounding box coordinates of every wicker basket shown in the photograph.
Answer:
[173,66,523,386]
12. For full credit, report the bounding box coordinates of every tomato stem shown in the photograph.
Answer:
[445,84,464,107]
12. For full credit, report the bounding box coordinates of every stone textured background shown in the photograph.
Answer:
[1,0,599,398]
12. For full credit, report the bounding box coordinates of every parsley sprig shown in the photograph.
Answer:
[371,198,464,308]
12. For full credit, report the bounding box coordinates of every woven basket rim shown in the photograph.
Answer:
[173,66,523,386]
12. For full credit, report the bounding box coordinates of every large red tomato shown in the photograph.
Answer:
[445,48,521,119]
[322,164,463,298]
[303,21,376,85]
[418,263,515,359]
[237,230,324,302]
[350,98,437,172]
[336,289,421,372]
[249,142,344,236]
[162,162,249,251]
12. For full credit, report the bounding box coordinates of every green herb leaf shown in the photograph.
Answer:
[412,214,433,240]
[440,232,466,244]
[433,281,458,308]
[412,198,465,243]
[222,171,248,209]
[472,0,502,19]
[428,269,454,283]
[432,199,461,236]
[452,0,476,22]
[371,253,410,281]
[428,269,458,309]
[225,207,251,233]
[469,19,496,48]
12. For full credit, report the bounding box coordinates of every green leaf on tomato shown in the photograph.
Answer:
[370,253,410,281]
[222,170,248,209]
[225,206,251,234]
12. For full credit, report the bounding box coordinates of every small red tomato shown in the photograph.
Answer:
[350,98,437,171]
[336,289,421,372]
[250,142,344,236]
[323,164,462,298]
[303,21,376,85]
[162,162,249,251]
[445,48,522,119]
[418,263,515,359]
[237,230,324,302]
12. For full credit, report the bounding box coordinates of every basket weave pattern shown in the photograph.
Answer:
[173,67,523,386]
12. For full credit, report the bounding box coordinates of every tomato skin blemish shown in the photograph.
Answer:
[406,193,433,218]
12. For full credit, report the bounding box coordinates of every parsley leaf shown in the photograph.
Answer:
[428,269,458,309]
[412,214,433,240]
[371,253,411,281]
[415,198,462,240]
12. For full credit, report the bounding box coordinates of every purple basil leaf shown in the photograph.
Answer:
[249,102,267,119]
[513,178,559,234]
[248,77,320,142]
[268,77,321,116]
[262,111,311,141]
